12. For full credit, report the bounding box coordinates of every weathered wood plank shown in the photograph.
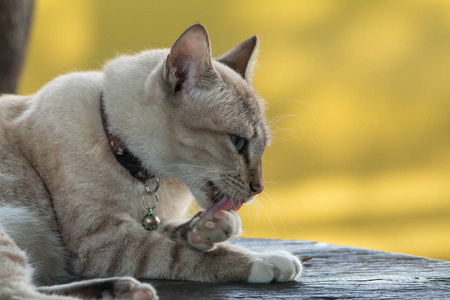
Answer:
[150,238,450,299]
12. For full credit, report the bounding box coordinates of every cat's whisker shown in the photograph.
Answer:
[270,127,294,136]
[163,171,208,182]
[252,197,261,231]
[257,197,277,233]
[263,180,278,185]
[269,112,315,133]
[187,170,216,182]
[269,114,296,128]
[261,191,304,232]
[162,162,210,170]
[259,192,287,232]
[189,173,225,198]
[269,115,310,133]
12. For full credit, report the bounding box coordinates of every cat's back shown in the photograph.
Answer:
[0,93,45,205]
[0,71,103,196]
[0,94,32,126]
[0,94,33,176]
[0,70,103,126]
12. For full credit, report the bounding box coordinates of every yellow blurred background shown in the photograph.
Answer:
[18,0,450,260]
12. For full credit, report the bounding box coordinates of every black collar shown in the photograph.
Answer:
[100,92,151,182]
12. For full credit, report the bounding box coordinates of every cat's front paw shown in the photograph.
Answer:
[248,251,302,283]
[188,210,241,251]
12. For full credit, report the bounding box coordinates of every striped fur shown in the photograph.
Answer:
[0,24,300,299]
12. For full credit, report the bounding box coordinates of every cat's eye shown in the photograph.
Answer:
[230,134,246,153]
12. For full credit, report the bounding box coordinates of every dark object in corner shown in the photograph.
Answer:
[0,0,34,94]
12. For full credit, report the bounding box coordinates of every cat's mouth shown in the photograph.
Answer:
[199,181,245,219]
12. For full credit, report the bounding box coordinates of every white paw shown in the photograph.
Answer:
[188,210,242,251]
[112,277,158,300]
[248,251,302,283]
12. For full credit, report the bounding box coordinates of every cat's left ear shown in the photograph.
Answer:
[217,36,259,82]
[164,24,213,92]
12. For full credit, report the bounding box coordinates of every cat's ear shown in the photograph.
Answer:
[217,36,258,81]
[164,24,213,92]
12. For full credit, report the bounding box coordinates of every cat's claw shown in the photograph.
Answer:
[188,210,241,251]
[112,277,158,300]
[248,251,302,283]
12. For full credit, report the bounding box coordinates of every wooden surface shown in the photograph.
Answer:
[150,238,450,299]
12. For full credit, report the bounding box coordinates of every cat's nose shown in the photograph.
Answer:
[249,159,264,196]
[249,181,264,196]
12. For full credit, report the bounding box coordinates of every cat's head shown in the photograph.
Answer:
[105,24,271,211]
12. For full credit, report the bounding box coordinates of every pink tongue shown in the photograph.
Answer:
[199,196,243,219]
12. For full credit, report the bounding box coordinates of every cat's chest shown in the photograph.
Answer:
[134,177,193,222]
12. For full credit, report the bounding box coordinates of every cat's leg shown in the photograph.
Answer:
[167,209,302,283]
[37,277,157,300]
[0,227,77,300]
[0,204,72,286]
[0,227,156,299]
[68,212,301,284]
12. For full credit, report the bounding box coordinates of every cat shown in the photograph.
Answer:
[0,24,301,299]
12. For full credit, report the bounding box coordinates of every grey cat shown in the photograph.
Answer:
[0,24,301,299]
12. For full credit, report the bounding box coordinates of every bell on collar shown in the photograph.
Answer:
[142,210,160,231]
